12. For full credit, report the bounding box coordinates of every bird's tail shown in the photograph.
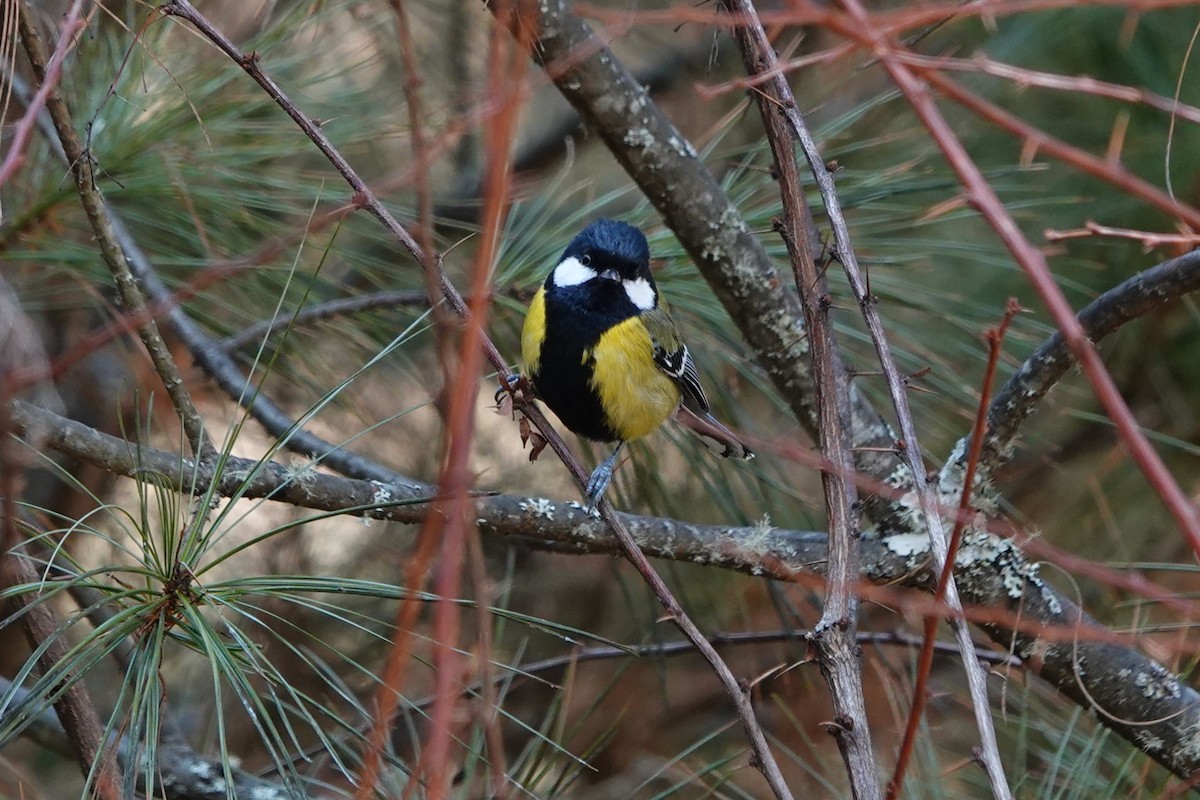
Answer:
[674,406,754,460]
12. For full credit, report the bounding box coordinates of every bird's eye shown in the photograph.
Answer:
[580,254,591,266]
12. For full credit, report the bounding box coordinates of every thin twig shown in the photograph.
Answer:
[895,51,1200,126]
[728,1,1010,795]
[722,3,880,796]
[920,68,1200,231]
[420,10,527,787]
[588,496,799,800]
[1044,220,1200,249]
[435,7,523,795]
[571,0,1200,38]
[266,625,1022,778]
[0,0,83,185]
[17,0,214,463]
[822,0,1200,554]
[888,300,1020,799]
[216,288,533,352]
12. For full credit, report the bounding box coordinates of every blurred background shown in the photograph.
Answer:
[4,0,1200,797]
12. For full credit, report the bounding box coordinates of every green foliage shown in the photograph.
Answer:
[4,0,1200,797]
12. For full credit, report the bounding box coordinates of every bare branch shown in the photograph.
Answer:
[970,247,1200,480]
[12,397,1200,786]
[17,0,214,463]
[721,2,880,795]
[722,1,1010,795]
[0,674,290,800]
[0,550,118,798]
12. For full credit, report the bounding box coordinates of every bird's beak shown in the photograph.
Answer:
[598,268,620,281]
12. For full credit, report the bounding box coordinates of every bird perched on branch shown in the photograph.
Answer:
[512,218,753,510]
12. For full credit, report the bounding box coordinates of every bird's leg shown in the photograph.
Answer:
[585,441,625,512]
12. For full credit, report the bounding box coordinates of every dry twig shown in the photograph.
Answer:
[721,2,881,796]
[17,0,214,462]
[726,1,1010,795]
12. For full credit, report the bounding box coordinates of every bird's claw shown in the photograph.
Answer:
[584,462,615,512]
[495,373,526,406]
[584,442,625,512]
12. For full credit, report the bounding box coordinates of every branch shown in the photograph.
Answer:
[0,551,118,798]
[896,51,1200,126]
[216,288,533,352]
[14,398,1200,786]
[722,2,1008,795]
[16,0,214,462]
[0,674,291,800]
[967,247,1200,481]
[721,2,879,795]
[0,0,83,185]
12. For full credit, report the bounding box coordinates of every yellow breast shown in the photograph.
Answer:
[587,316,681,440]
[521,288,547,374]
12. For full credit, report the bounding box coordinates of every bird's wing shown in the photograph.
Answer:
[653,342,710,414]
[640,293,711,413]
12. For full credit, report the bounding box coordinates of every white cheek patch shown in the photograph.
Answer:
[552,256,596,287]
[622,277,657,311]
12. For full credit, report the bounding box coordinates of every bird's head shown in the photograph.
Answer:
[548,219,657,311]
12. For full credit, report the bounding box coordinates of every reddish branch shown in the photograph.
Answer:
[358,1,524,795]
[0,0,84,185]
[421,7,525,797]
[1044,220,1200,249]
[823,0,1200,562]
[355,0,473,793]
[896,52,1200,126]
[920,69,1200,231]
[888,301,1020,800]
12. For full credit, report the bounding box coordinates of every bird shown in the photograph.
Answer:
[515,218,753,510]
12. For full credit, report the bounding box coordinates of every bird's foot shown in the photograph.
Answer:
[584,442,625,512]
[494,373,526,407]
[584,462,615,512]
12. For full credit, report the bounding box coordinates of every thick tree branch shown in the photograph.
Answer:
[11,397,1200,787]
[962,247,1200,482]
